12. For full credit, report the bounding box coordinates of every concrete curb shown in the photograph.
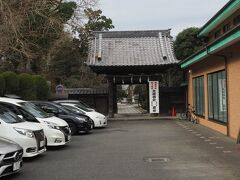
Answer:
[109,116,178,121]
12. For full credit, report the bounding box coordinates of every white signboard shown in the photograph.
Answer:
[149,81,159,114]
[218,79,227,112]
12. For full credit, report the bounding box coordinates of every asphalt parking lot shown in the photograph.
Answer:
[3,120,240,180]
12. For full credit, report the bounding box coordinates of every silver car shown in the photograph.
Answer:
[0,138,23,177]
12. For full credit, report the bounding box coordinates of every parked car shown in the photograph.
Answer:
[0,137,23,178]
[31,101,93,135]
[61,103,107,128]
[0,98,71,146]
[0,106,46,157]
[54,100,95,112]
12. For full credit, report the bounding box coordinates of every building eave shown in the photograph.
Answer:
[89,63,178,75]
[198,0,240,37]
[180,26,240,69]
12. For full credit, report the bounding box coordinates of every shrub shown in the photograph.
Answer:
[33,75,49,100]
[0,74,6,96]
[64,76,81,88]
[18,73,36,100]
[2,71,19,94]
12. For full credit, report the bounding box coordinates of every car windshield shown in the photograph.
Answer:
[19,102,49,118]
[74,104,92,112]
[0,109,25,124]
[63,105,85,114]
[51,103,71,114]
[78,101,91,108]
[18,107,40,123]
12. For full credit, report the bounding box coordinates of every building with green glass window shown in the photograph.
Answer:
[180,0,240,139]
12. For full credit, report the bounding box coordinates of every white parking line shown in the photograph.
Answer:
[216,146,224,149]
[223,151,232,153]
[209,142,217,145]
[200,137,205,139]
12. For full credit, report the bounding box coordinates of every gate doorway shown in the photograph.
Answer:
[117,84,148,115]
[87,30,182,118]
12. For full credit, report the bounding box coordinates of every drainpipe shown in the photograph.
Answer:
[183,69,188,112]
[206,46,230,136]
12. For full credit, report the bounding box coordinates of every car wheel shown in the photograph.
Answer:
[69,123,78,135]
[92,120,95,128]
[45,137,48,147]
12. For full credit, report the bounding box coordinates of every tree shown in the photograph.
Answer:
[174,27,204,61]
[48,35,82,78]
[78,8,115,57]
[134,85,148,110]
[48,8,114,88]
[117,86,127,101]
[0,0,96,73]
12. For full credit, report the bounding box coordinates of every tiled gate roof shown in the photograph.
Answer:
[87,30,179,67]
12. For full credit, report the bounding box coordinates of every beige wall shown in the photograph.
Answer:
[187,42,240,139]
[226,43,240,138]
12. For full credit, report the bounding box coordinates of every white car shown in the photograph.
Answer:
[0,107,46,157]
[60,103,107,128]
[54,100,95,112]
[0,137,23,177]
[0,98,71,147]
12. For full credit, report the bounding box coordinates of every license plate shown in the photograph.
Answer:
[13,161,21,171]
[40,141,44,147]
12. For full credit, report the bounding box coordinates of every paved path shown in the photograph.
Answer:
[4,120,240,180]
[117,103,142,114]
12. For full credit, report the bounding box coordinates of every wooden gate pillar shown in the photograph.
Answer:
[113,84,118,114]
[108,77,114,118]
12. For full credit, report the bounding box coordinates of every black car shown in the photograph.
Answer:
[31,101,93,135]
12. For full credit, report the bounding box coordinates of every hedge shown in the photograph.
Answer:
[18,73,36,100]
[33,75,49,100]
[2,71,19,94]
[0,75,5,96]
[0,72,49,100]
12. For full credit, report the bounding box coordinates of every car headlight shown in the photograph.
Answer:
[14,128,35,138]
[43,121,60,130]
[96,115,105,119]
[96,116,103,119]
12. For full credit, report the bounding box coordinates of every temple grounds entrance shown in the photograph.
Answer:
[87,30,183,117]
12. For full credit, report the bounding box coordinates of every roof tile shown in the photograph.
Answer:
[88,30,179,67]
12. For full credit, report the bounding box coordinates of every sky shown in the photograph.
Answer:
[98,0,229,36]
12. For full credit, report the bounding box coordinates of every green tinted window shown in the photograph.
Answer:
[208,71,227,123]
[193,76,205,116]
